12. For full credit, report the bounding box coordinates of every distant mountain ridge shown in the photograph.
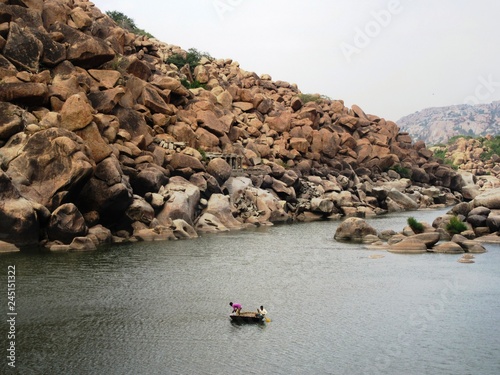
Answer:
[397,101,500,145]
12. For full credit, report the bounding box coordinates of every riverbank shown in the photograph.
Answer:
[0,1,492,252]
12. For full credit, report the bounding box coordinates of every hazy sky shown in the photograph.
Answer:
[92,0,500,122]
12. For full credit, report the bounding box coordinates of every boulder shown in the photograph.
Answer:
[473,188,500,209]
[69,236,97,251]
[0,171,40,245]
[195,213,230,233]
[130,166,169,196]
[486,215,500,232]
[0,102,25,141]
[202,194,243,230]
[77,155,133,223]
[207,158,232,185]
[47,203,88,244]
[2,128,94,210]
[59,93,95,131]
[157,176,201,226]
[387,189,419,210]
[466,214,487,228]
[75,122,113,163]
[88,225,113,245]
[388,237,428,254]
[49,21,115,68]
[334,217,377,243]
[3,22,43,72]
[169,153,205,172]
[197,110,229,136]
[431,242,465,254]
[171,219,198,239]
[133,226,176,242]
[0,82,48,106]
[125,196,155,225]
[411,232,441,248]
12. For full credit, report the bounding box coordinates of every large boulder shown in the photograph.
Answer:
[157,176,201,226]
[0,102,26,141]
[47,203,88,244]
[77,155,133,223]
[388,237,428,254]
[0,171,40,245]
[432,242,465,254]
[1,128,94,210]
[49,21,115,69]
[334,217,377,243]
[207,158,232,185]
[199,194,243,230]
[474,188,500,209]
[387,189,419,210]
[125,196,155,225]
[3,22,43,72]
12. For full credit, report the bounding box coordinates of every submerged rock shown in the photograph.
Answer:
[334,218,377,243]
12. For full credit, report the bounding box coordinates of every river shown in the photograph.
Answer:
[1,208,500,375]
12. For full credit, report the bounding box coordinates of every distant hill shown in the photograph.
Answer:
[397,101,500,145]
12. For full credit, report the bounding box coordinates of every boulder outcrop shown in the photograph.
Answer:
[0,0,479,251]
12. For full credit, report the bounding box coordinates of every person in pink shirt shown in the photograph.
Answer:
[229,302,242,315]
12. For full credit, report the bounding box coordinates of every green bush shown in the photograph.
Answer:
[298,93,331,104]
[407,217,424,233]
[480,135,500,161]
[166,48,213,71]
[446,216,467,235]
[181,79,205,89]
[390,165,411,179]
[433,149,446,160]
[106,11,154,38]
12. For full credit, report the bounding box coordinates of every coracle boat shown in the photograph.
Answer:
[229,311,265,324]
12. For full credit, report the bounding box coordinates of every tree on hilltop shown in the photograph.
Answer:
[106,10,154,38]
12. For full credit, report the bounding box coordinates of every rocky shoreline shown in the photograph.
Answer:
[0,1,496,253]
[334,187,500,262]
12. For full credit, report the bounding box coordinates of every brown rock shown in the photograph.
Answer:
[157,176,200,226]
[151,76,190,96]
[334,217,377,243]
[0,170,40,245]
[0,102,25,141]
[88,87,125,114]
[88,69,121,89]
[169,153,205,172]
[75,122,113,163]
[195,127,220,150]
[3,22,43,72]
[207,158,232,184]
[266,112,292,133]
[125,196,155,225]
[60,93,94,131]
[47,203,88,244]
[50,21,115,69]
[432,242,465,254]
[3,128,94,210]
[388,237,428,253]
[197,110,229,136]
[289,137,309,154]
[0,82,48,105]
[77,155,133,222]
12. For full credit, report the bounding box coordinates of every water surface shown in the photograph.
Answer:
[2,209,500,374]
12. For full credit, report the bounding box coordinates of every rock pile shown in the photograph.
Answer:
[334,188,500,260]
[0,1,471,252]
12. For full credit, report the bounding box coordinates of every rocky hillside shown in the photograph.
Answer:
[398,101,500,145]
[0,0,469,252]
[430,135,500,180]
